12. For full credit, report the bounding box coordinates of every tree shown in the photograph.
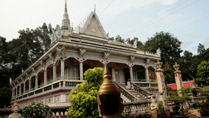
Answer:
[196,61,209,86]
[0,23,52,108]
[22,102,53,118]
[201,86,209,102]
[8,23,51,80]
[0,36,12,108]
[126,37,144,50]
[67,67,103,118]
[115,35,125,43]
[144,31,182,83]
[197,43,205,54]
[177,50,195,81]
[166,88,192,116]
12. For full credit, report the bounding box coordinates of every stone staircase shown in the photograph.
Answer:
[126,88,146,100]
[114,81,151,103]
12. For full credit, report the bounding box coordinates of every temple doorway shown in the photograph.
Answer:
[124,69,130,85]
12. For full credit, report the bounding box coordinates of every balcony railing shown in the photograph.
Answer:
[150,79,157,82]
[133,79,146,82]
[13,79,85,102]
[134,83,149,87]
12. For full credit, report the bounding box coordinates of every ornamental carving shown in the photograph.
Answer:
[56,46,66,58]
[104,52,110,60]
[48,53,54,62]
[130,56,135,63]
[156,61,163,72]
[40,60,43,67]
[173,62,181,73]
[32,67,35,72]
[79,48,86,57]
[146,58,150,64]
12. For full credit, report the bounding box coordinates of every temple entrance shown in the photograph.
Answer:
[124,69,130,85]
[133,65,146,82]
[107,62,129,85]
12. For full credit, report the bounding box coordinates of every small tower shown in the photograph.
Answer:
[155,61,166,110]
[61,0,71,30]
[173,62,183,96]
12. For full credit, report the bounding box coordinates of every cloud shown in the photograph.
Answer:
[159,0,177,5]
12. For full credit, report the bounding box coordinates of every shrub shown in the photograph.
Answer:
[22,102,52,118]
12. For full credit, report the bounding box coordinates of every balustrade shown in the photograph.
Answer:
[14,80,85,101]
[114,82,138,101]
[130,82,150,97]
[124,101,150,116]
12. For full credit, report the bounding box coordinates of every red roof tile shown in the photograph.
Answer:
[168,81,194,90]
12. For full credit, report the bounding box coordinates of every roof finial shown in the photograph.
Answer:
[94,4,96,13]
[65,0,67,13]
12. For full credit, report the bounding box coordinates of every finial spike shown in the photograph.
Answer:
[65,0,67,12]
[94,4,96,13]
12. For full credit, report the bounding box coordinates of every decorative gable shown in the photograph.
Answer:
[80,12,107,39]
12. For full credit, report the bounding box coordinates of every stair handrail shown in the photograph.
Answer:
[130,81,150,97]
[114,82,138,101]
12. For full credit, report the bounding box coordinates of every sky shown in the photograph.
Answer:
[0,0,209,54]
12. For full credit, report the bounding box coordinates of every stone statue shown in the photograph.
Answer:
[150,96,157,118]
[156,48,161,56]
[133,39,137,48]
[8,100,22,118]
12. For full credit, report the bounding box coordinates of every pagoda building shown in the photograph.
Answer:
[10,1,160,109]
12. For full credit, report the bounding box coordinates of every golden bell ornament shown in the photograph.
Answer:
[97,68,124,116]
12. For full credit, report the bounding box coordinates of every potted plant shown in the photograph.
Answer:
[166,88,192,118]
[157,101,169,118]
[200,86,209,116]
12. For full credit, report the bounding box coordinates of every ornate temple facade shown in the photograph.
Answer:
[10,1,160,109]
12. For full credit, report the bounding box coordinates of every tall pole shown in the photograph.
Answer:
[173,62,183,96]
[156,61,166,110]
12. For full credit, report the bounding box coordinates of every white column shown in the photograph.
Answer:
[29,79,31,91]
[145,67,149,82]
[19,85,21,95]
[79,61,83,80]
[129,66,133,81]
[44,70,47,85]
[12,88,14,99]
[61,59,65,80]
[23,81,25,93]
[15,87,17,97]
[112,68,116,82]
[35,75,38,89]
[53,64,56,81]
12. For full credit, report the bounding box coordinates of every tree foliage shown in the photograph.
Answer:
[196,61,209,86]
[201,86,209,102]
[0,23,51,108]
[22,102,52,118]
[145,31,182,64]
[166,88,192,116]
[67,67,103,118]
[144,31,182,83]
[197,43,205,54]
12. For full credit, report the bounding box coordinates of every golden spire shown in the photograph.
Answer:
[98,68,119,95]
[97,67,124,116]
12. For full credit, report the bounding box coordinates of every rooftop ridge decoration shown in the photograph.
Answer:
[107,40,133,47]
